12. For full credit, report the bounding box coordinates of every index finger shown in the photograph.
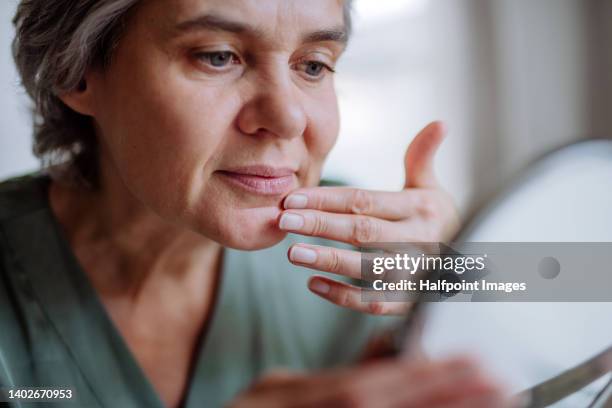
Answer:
[283,187,426,221]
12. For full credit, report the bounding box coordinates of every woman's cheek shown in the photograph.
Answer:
[302,92,340,184]
[102,101,228,226]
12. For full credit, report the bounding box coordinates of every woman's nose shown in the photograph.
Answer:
[236,77,307,140]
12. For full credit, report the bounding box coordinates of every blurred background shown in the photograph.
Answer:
[1,0,612,214]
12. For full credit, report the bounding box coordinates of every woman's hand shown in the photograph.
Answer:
[229,357,508,408]
[280,122,459,315]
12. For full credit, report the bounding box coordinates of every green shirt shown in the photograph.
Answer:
[0,173,393,408]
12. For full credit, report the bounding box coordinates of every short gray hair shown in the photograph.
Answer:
[12,0,354,188]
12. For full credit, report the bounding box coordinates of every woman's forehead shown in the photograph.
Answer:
[147,0,347,39]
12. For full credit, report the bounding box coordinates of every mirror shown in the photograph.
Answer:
[422,140,612,407]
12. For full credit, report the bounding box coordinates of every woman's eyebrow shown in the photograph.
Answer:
[302,28,348,45]
[174,14,263,36]
[173,13,348,46]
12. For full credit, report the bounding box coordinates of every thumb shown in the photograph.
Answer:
[404,121,446,189]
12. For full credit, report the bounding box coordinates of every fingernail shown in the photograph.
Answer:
[309,280,330,295]
[284,194,308,209]
[279,213,304,231]
[289,246,317,264]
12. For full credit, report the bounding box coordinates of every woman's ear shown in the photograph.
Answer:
[58,77,96,116]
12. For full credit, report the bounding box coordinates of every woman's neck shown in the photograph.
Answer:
[48,160,224,408]
[47,159,222,304]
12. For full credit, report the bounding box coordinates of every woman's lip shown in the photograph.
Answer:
[221,165,296,177]
[217,170,296,196]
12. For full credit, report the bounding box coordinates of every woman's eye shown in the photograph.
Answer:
[297,61,335,79]
[305,61,325,76]
[195,51,239,68]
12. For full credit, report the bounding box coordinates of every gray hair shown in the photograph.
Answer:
[12,0,354,188]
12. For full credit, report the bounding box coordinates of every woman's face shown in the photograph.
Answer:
[85,0,346,249]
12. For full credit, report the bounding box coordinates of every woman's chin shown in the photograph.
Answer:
[198,205,290,251]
